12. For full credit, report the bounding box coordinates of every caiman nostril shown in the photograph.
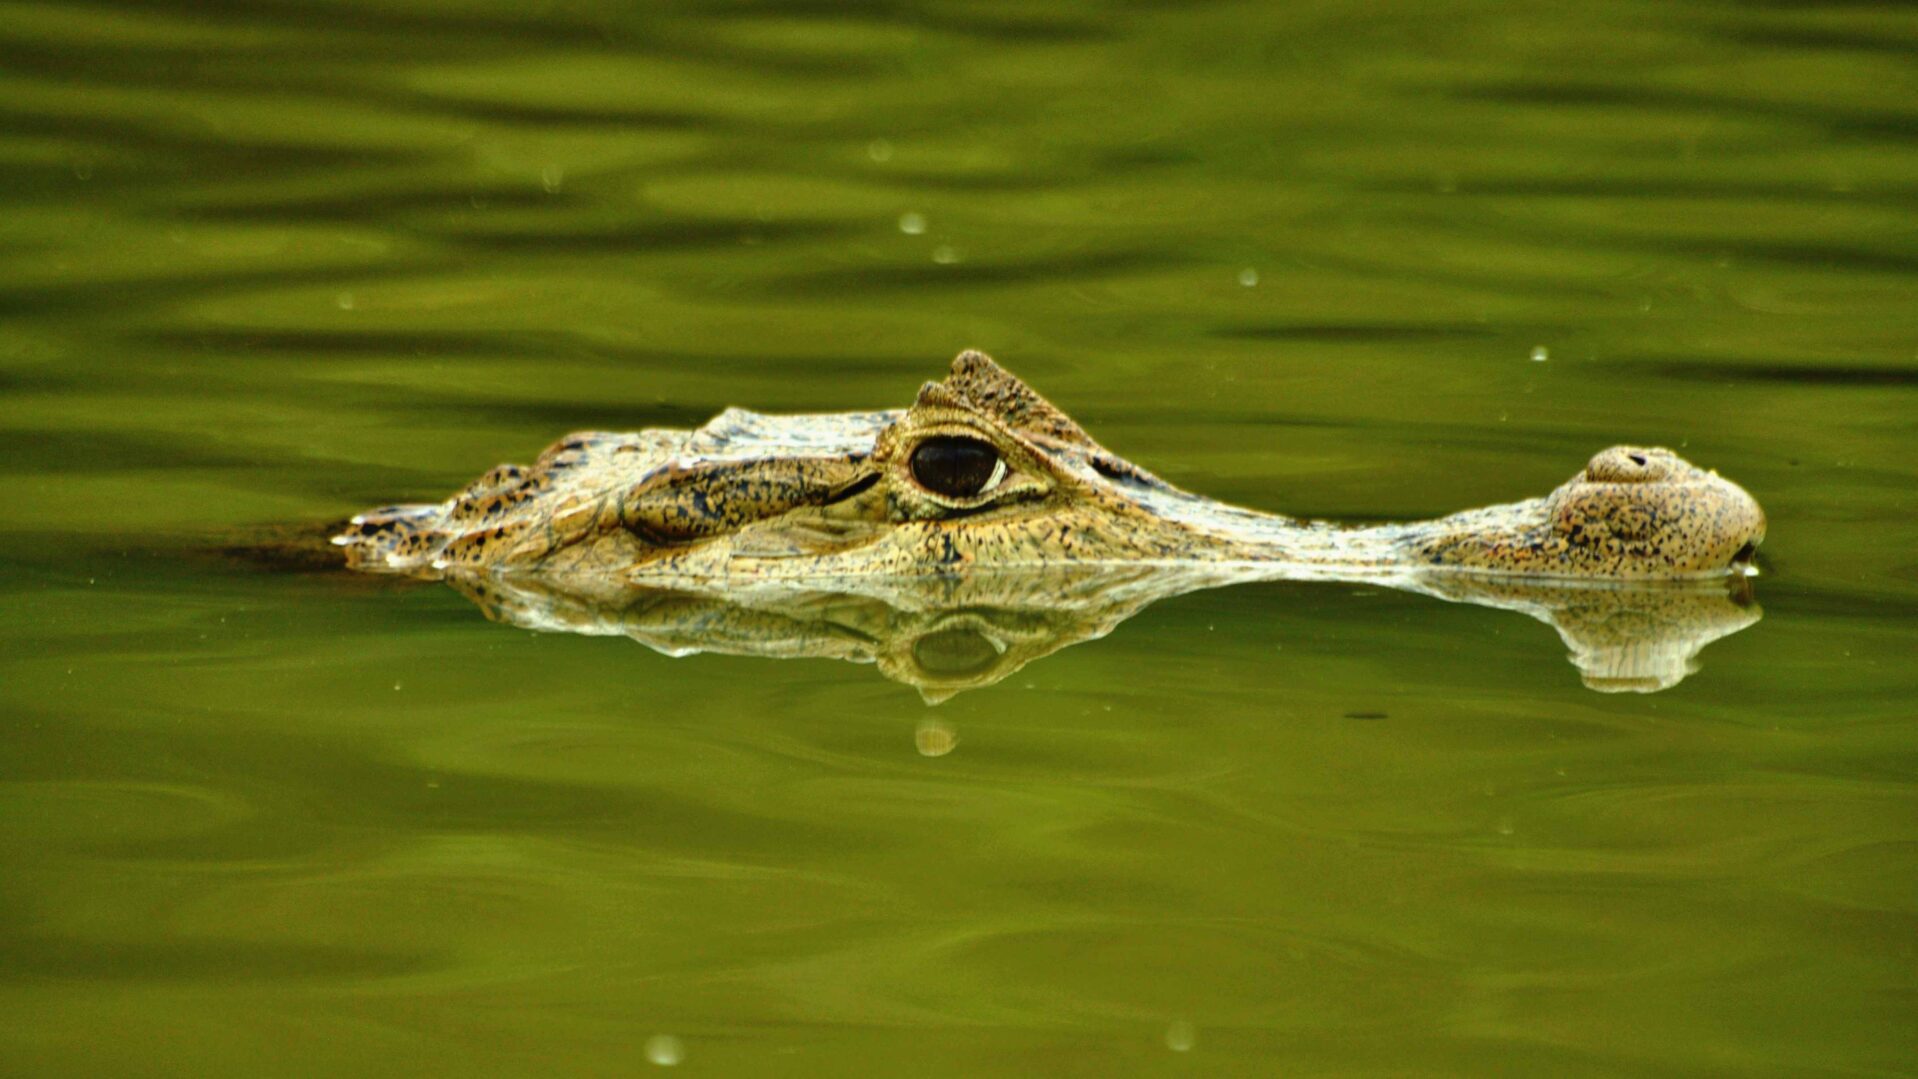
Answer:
[1730,541,1757,566]
[1584,447,1672,484]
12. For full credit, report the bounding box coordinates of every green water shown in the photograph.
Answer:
[4,1,1916,1074]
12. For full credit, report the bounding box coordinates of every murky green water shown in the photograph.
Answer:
[4,1,1916,1074]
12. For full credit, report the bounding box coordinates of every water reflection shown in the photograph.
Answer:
[1411,572,1762,693]
[914,719,959,757]
[432,562,1760,700]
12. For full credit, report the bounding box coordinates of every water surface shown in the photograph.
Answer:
[3,1,1916,1074]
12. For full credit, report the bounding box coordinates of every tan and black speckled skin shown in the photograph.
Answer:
[335,351,1765,584]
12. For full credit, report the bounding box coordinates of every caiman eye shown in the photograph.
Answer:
[909,435,1006,499]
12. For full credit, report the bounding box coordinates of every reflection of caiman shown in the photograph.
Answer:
[337,350,1766,695]
[440,567,1760,699]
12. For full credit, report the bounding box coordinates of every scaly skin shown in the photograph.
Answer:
[335,350,1765,584]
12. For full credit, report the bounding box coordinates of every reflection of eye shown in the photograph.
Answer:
[911,628,1003,677]
[909,436,1007,499]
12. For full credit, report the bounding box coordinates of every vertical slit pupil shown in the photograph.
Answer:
[910,436,1000,498]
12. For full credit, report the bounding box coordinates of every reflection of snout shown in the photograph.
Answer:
[1572,583,1765,692]
[1409,571,1765,693]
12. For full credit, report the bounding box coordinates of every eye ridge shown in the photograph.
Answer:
[909,435,1006,499]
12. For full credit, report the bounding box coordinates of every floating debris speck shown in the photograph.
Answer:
[645,1035,684,1067]
[1165,1021,1196,1052]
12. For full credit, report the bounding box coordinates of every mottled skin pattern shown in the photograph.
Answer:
[337,350,1765,584]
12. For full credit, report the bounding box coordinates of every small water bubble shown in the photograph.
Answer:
[867,138,894,163]
[540,165,564,193]
[392,681,403,691]
[1237,267,1259,287]
[336,292,357,311]
[915,719,958,758]
[898,212,926,235]
[931,245,961,265]
[1529,345,1549,363]
[1496,817,1515,836]
[1165,1021,1196,1052]
[645,1035,684,1067]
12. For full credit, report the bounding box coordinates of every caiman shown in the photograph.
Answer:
[336,350,1765,585]
[332,350,1767,696]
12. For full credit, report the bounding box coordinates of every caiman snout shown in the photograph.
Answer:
[1556,445,1766,577]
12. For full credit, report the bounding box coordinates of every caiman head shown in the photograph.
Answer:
[336,350,1765,582]
[336,349,1264,579]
